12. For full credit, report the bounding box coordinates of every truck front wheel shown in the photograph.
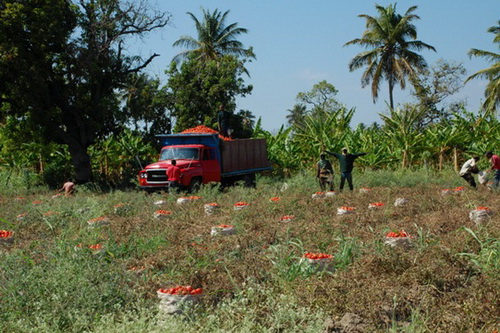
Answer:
[188,178,202,193]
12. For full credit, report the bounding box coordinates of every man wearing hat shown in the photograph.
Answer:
[317,152,334,191]
[326,148,367,191]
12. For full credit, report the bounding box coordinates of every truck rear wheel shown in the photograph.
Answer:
[243,174,256,188]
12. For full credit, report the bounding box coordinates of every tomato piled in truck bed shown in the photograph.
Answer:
[180,125,232,141]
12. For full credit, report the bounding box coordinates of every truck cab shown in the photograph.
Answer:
[138,144,219,191]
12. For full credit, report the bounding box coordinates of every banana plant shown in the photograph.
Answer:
[254,119,301,176]
[347,125,395,169]
[293,107,355,164]
[425,124,464,171]
[380,106,426,169]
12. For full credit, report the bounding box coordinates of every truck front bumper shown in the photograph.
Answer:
[138,185,170,192]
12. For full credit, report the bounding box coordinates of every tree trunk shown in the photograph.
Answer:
[39,153,44,173]
[67,142,92,183]
[439,148,445,171]
[402,150,408,169]
[453,148,459,173]
[388,79,394,110]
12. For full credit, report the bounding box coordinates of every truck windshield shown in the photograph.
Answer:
[159,148,199,161]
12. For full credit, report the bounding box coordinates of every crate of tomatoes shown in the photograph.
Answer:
[157,285,203,315]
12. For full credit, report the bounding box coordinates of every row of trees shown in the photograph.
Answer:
[0,1,498,184]
[258,106,499,176]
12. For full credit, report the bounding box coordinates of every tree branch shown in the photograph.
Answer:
[126,53,160,74]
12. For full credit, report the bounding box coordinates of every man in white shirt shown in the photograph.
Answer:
[459,156,480,188]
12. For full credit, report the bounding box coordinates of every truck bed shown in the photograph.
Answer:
[221,139,271,175]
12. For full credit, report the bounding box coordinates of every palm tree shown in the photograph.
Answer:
[285,104,307,126]
[173,8,255,63]
[465,21,500,115]
[237,109,255,128]
[344,4,436,109]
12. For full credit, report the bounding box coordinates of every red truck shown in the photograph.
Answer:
[138,133,272,192]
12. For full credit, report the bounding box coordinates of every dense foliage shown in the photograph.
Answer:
[0,1,498,188]
[256,109,499,175]
[0,0,169,182]
[165,55,253,133]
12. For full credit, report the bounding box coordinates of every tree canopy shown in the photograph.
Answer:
[466,21,500,115]
[344,4,436,109]
[172,7,255,65]
[165,55,253,133]
[0,0,170,182]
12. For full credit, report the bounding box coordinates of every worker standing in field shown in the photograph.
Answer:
[485,151,500,189]
[326,148,367,191]
[317,153,334,191]
[167,160,182,192]
[217,105,231,138]
[459,156,480,188]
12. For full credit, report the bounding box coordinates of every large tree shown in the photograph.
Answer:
[465,21,500,114]
[410,59,467,128]
[172,8,255,64]
[168,8,255,132]
[296,80,343,116]
[344,3,435,109]
[0,0,169,182]
[166,55,253,132]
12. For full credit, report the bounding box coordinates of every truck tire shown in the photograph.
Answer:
[243,174,256,188]
[188,178,202,193]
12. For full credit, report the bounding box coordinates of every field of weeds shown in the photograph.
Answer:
[0,171,498,332]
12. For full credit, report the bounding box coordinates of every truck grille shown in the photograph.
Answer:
[146,169,168,182]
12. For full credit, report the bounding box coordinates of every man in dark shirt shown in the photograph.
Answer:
[317,153,334,191]
[166,160,182,192]
[217,105,231,138]
[326,148,367,191]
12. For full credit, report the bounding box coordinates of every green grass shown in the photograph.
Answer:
[0,170,498,332]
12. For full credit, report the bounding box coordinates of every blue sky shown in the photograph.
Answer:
[135,0,499,131]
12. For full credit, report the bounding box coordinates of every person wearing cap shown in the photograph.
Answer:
[325,148,367,191]
[485,151,500,189]
[317,152,334,191]
[459,156,480,188]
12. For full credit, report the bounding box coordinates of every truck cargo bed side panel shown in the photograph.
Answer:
[221,139,271,174]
